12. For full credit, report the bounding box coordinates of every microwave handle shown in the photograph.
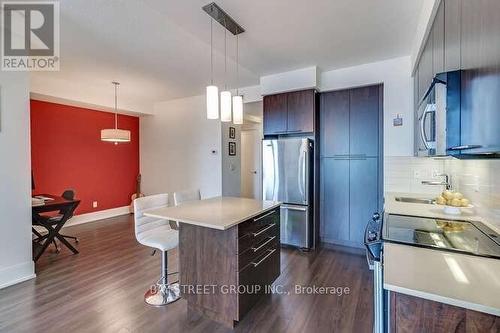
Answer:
[420,109,433,150]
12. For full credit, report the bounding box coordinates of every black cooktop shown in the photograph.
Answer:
[383,214,500,259]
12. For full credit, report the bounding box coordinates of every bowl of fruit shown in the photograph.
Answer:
[435,190,473,215]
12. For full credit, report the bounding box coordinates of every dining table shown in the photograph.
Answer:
[32,194,81,262]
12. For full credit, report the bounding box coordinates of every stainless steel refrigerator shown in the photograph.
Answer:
[262,138,313,248]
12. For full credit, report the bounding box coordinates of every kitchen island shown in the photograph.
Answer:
[144,197,281,328]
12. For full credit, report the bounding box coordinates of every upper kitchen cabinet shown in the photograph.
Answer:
[320,89,350,157]
[349,86,381,157]
[444,0,461,71]
[459,0,500,155]
[418,37,433,102]
[461,0,500,71]
[432,1,445,76]
[263,89,316,136]
[287,90,315,134]
[263,93,288,135]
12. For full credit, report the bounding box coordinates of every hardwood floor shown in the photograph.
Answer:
[0,215,373,333]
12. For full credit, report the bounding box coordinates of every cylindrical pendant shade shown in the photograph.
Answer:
[101,129,131,143]
[206,85,219,119]
[220,90,232,122]
[232,95,243,124]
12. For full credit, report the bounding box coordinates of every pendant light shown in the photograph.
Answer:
[220,19,232,122]
[206,19,219,119]
[232,34,243,125]
[101,82,131,144]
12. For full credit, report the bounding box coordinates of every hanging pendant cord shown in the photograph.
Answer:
[210,19,213,85]
[236,34,239,95]
[114,83,118,129]
[224,19,227,90]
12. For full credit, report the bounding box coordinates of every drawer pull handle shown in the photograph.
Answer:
[252,223,276,237]
[251,236,276,252]
[253,210,276,222]
[251,249,276,267]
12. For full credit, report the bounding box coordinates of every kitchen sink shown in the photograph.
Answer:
[395,197,435,204]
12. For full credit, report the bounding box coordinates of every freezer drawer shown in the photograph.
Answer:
[280,204,310,248]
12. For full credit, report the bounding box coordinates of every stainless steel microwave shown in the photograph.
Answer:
[415,77,448,156]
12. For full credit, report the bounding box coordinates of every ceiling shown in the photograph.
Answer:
[31,0,424,113]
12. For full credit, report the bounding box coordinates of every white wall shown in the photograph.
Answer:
[221,123,241,197]
[320,56,414,157]
[0,72,35,289]
[140,95,222,201]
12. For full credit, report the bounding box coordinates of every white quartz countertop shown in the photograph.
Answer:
[384,192,500,316]
[144,196,281,230]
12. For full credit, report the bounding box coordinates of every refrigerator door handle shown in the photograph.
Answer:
[281,205,307,212]
[298,150,305,204]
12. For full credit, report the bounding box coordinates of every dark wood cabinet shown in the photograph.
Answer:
[349,86,380,157]
[319,85,382,248]
[287,89,315,133]
[320,90,350,157]
[263,93,288,135]
[419,37,434,102]
[432,1,445,76]
[459,0,500,155]
[180,208,281,328]
[321,158,350,243]
[349,158,378,245]
[444,0,461,71]
[391,292,500,333]
[263,89,316,135]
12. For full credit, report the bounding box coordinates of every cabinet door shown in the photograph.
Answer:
[320,158,349,243]
[460,0,500,154]
[320,89,350,157]
[432,1,445,76]
[263,93,288,135]
[349,86,380,157]
[444,0,461,71]
[287,89,315,133]
[461,0,500,71]
[419,37,434,102]
[349,158,378,247]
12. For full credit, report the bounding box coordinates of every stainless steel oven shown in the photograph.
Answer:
[364,212,386,333]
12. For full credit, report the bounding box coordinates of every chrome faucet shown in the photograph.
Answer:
[422,173,452,190]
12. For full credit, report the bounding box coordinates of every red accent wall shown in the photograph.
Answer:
[30,100,140,215]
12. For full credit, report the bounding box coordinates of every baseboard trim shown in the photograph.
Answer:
[0,261,36,290]
[65,206,131,227]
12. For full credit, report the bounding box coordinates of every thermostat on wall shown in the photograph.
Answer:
[393,114,403,127]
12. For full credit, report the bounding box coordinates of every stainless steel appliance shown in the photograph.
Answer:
[262,138,313,248]
[416,77,447,156]
[364,212,386,333]
[383,214,500,258]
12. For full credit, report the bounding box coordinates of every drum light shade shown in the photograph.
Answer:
[220,90,232,122]
[101,129,131,142]
[206,85,219,119]
[232,95,243,124]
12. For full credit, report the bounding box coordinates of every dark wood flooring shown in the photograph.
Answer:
[0,214,373,333]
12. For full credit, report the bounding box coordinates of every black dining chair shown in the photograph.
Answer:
[47,189,79,253]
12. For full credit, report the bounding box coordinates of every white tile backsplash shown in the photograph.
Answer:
[385,156,500,230]
[384,156,445,195]
[444,158,500,230]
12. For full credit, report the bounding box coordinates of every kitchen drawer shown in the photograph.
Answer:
[238,246,280,318]
[238,222,278,254]
[238,209,280,238]
[238,236,279,271]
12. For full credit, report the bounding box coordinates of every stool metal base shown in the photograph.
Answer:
[144,282,180,306]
